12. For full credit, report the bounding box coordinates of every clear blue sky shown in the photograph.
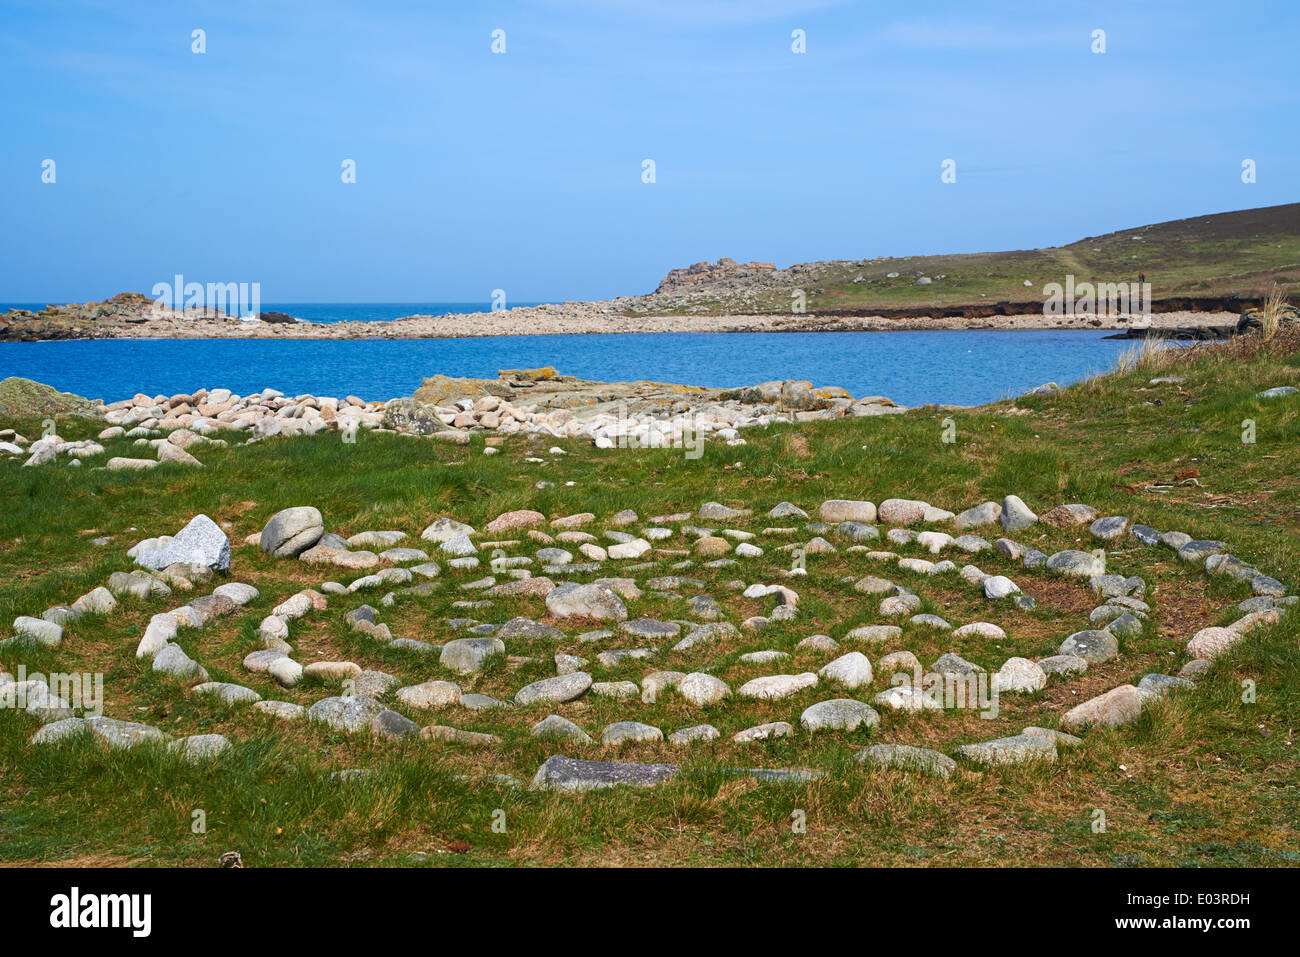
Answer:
[1,0,1295,303]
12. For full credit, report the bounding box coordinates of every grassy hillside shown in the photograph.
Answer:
[0,332,1298,867]
[667,203,1300,314]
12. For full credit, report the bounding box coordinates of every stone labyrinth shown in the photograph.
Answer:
[2,494,1289,791]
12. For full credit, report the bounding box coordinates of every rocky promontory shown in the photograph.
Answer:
[0,292,302,342]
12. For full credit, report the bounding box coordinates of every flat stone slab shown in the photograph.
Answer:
[396,680,462,710]
[11,616,63,647]
[873,685,943,711]
[737,672,818,700]
[497,617,565,641]
[514,672,592,706]
[931,652,983,676]
[672,621,738,651]
[1177,540,1227,566]
[818,499,876,523]
[595,647,657,668]
[1089,516,1128,541]
[800,698,879,733]
[459,693,510,710]
[878,498,928,524]
[422,725,501,747]
[698,502,751,521]
[1257,386,1299,399]
[192,682,261,705]
[545,582,628,621]
[531,714,593,744]
[602,721,664,746]
[1037,654,1088,676]
[880,594,922,616]
[213,582,258,605]
[733,721,794,742]
[254,700,304,720]
[440,637,505,674]
[31,716,167,750]
[1021,726,1083,749]
[1058,629,1119,664]
[854,743,956,778]
[1187,626,1242,659]
[843,624,901,644]
[1137,673,1196,695]
[954,734,1057,765]
[307,695,387,731]
[667,724,719,745]
[993,657,1047,693]
[530,755,679,792]
[171,733,231,761]
[265,656,301,687]
[1062,684,1147,729]
[620,618,681,638]
[727,767,825,785]
[676,672,730,707]
[1046,550,1106,578]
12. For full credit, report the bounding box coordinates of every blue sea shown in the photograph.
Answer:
[1,302,543,324]
[0,300,1138,407]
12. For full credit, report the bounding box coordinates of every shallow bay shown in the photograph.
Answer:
[0,329,1136,406]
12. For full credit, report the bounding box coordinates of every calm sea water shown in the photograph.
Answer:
[1,302,545,324]
[0,326,1134,407]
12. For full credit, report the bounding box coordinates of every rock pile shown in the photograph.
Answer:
[1,372,906,465]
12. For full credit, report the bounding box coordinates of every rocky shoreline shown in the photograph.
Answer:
[0,369,912,468]
[0,292,1239,342]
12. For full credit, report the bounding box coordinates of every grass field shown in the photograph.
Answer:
[1,331,1298,868]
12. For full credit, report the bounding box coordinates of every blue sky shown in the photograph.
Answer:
[1,0,1295,303]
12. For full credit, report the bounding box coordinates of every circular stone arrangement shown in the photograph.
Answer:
[3,494,1290,790]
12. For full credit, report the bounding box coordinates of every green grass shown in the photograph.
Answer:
[1,332,1298,867]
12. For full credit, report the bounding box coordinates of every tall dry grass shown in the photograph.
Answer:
[1108,289,1300,377]
[1113,335,1176,373]
[1259,283,1288,340]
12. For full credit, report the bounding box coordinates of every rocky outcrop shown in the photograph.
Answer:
[655,257,777,294]
[398,369,905,446]
[0,293,288,341]
[0,378,101,419]
[1236,301,1300,334]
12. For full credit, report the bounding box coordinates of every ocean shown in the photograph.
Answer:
[0,313,1139,407]
[0,302,544,324]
